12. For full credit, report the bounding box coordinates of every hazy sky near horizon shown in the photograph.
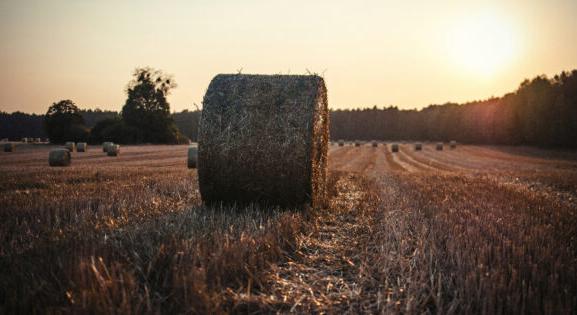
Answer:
[1,0,576,114]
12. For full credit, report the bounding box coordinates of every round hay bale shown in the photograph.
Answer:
[354,141,361,147]
[107,144,120,156]
[4,143,14,152]
[187,146,198,169]
[415,143,422,151]
[77,142,88,152]
[372,141,378,147]
[338,140,344,147]
[49,148,71,166]
[391,143,399,152]
[65,142,76,152]
[198,74,328,208]
[436,142,444,151]
[102,142,113,152]
[450,140,457,149]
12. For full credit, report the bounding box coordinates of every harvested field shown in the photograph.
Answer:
[1,144,576,313]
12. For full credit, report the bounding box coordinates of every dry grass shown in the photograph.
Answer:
[1,144,576,314]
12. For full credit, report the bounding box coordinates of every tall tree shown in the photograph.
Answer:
[121,67,182,143]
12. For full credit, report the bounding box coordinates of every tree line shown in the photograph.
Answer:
[331,70,577,148]
[1,69,575,147]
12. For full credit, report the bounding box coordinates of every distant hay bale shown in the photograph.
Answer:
[415,143,422,151]
[198,74,328,207]
[49,148,71,167]
[107,144,120,156]
[4,143,14,152]
[77,142,88,152]
[102,142,113,152]
[436,142,444,151]
[338,140,344,147]
[65,142,76,152]
[355,141,361,147]
[372,141,378,147]
[450,140,457,149]
[187,146,198,168]
[391,143,399,152]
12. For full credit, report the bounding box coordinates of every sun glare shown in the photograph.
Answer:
[447,12,519,78]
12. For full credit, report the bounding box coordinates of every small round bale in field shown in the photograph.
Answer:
[77,142,88,152]
[188,146,198,168]
[450,140,457,149]
[372,141,378,147]
[4,143,14,152]
[102,142,113,152]
[338,140,344,147]
[355,141,361,147]
[391,143,399,152]
[198,74,328,208]
[436,142,444,151]
[49,148,71,166]
[65,142,76,152]
[107,144,120,156]
[415,143,422,151]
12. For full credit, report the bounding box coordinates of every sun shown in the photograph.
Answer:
[447,12,519,78]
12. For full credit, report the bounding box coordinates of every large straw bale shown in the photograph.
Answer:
[198,74,328,208]
[436,142,444,151]
[391,143,399,152]
[107,144,120,156]
[4,143,14,152]
[77,142,88,152]
[188,146,198,168]
[65,142,75,152]
[49,148,71,166]
[102,142,113,152]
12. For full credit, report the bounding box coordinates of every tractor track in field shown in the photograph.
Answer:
[229,147,387,313]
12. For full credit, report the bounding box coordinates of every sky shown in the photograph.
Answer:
[1,0,576,114]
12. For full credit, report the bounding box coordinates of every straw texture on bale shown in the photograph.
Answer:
[49,149,71,167]
[415,143,422,151]
[102,142,113,152]
[198,74,328,208]
[391,143,399,152]
[450,140,457,149]
[436,143,444,150]
[107,144,120,156]
[4,143,14,152]
[65,142,75,152]
[77,142,87,152]
[187,146,198,169]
